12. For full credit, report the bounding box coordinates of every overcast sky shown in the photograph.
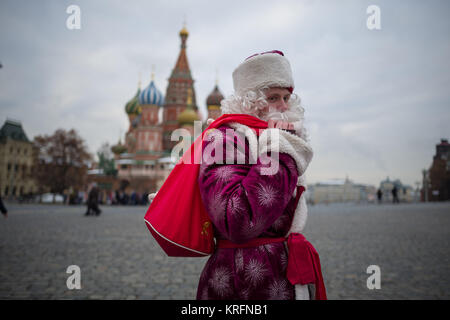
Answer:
[1,0,449,187]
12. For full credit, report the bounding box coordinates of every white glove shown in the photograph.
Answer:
[148,192,157,203]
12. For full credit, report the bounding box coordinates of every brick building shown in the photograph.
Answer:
[112,26,224,194]
[423,139,450,201]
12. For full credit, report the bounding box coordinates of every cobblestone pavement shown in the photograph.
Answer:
[0,201,449,300]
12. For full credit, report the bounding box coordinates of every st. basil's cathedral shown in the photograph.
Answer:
[111,26,224,194]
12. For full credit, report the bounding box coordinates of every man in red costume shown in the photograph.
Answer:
[145,50,326,300]
[195,51,326,300]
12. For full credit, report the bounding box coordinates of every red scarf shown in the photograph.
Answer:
[286,233,328,300]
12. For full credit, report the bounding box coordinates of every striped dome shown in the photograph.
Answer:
[125,88,141,115]
[139,80,164,106]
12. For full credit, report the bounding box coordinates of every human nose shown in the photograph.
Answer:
[277,100,288,112]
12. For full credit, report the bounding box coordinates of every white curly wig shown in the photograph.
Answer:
[218,51,309,141]
[220,87,309,141]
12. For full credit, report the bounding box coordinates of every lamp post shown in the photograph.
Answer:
[422,169,429,202]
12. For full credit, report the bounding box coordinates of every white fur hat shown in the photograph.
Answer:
[232,50,294,96]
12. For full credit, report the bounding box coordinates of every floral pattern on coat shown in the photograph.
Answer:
[197,125,300,300]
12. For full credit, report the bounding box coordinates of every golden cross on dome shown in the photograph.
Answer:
[138,71,142,88]
[180,16,189,36]
[215,68,219,86]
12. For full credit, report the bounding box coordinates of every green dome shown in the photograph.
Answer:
[111,142,127,155]
[125,88,141,115]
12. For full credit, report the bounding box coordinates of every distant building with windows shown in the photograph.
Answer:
[379,177,415,203]
[422,139,450,201]
[307,177,376,204]
[0,119,38,198]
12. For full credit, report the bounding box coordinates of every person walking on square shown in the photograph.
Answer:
[195,51,326,300]
[392,186,399,204]
[85,183,101,216]
[377,188,383,204]
[0,194,7,218]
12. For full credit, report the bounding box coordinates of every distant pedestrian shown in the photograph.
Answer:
[85,183,101,216]
[392,186,399,204]
[377,189,383,204]
[0,195,7,218]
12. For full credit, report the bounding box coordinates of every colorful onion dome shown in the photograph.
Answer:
[179,25,189,37]
[178,88,199,125]
[111,139,127,155]
[178,108,199,126]
[206,85,224,107]
[139,80,164,106]
[125,88,141,115]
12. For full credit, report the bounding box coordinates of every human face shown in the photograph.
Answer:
[262,87,291,113]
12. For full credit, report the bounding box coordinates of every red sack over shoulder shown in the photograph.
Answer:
[144,114,268,257]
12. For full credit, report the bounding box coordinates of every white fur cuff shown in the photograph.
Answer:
[257,128,313,176]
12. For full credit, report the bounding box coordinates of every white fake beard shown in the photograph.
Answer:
[260,106,305,137]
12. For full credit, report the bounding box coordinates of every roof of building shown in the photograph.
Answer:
[111,140,127,155]
[139,80,164,106]
[125,87,141,115]
[316,177,354,186]
[0,119,29,142]
[317,179,346,186]
[165,26,197,110]
[178,88,200,125]
[174,26,190,74]
[206,84,224,107]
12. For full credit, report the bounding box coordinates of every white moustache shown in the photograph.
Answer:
[263,107,304,136]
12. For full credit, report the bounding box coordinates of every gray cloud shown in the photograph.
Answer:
[1,0,449,187]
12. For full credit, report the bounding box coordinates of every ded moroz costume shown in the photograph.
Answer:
[144,50,326,300]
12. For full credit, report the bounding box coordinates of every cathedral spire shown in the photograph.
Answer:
[175,24,190,73]
[163,25,197,152]
[179,20,189,49]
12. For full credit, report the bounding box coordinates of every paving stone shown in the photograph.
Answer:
[0,202,449,299]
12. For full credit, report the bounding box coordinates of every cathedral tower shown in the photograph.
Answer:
[206,82,224,120]
[162,25,199,152]
[136,73,164,159]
